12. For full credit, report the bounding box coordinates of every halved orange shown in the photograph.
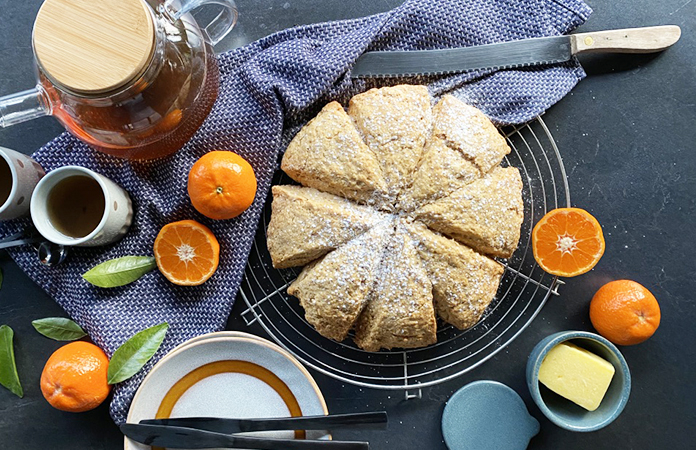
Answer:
[154,220,220,286]
[532,207,605,277]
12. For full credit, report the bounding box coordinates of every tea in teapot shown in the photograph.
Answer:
[0,0,237,160]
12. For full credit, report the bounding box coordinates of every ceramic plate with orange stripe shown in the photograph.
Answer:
[125,332,329,450]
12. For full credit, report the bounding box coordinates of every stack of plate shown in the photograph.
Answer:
[125,331,329,450]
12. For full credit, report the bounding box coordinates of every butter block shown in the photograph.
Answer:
[538,342,616,411]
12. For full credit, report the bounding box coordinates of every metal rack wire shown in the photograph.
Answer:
[240,116,570,398]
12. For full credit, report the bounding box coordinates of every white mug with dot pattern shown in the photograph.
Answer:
[31,166,133,247]
[0,146,45,220]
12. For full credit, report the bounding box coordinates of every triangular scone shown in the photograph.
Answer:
[281,101,391,210]
[413,166,524,258]
[400,95,511,211]
[402,220,504,329]
[287,221,393,341]
[354,225,437,352]
[267,185,389,269]
[399,138,479,212]
[348,85,432,198]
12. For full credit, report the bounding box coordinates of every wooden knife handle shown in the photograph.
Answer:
[571,25,681,54]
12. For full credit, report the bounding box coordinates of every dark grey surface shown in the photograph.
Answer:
[1,0,695,449]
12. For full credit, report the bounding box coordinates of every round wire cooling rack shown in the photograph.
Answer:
[239,116,570,398]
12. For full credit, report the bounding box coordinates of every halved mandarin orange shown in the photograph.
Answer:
[154,220,220,286]
[532,207,605,277]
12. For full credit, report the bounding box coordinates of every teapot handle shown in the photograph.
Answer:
[162,0,238,46]
[0,87,51,128]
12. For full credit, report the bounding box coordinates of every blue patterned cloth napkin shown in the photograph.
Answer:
[1,0,591,423]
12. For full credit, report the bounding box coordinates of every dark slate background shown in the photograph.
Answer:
[0,0,694,448]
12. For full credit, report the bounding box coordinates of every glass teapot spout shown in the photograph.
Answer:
[0,87,51,128]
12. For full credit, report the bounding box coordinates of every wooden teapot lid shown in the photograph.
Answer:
[33,0,155,94]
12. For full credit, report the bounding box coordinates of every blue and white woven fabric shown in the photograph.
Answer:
[1,0,591,423]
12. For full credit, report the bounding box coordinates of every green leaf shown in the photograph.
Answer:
[32,318,87,341]
[107,322,168,385]
[82,256,157,288]
[0,325,23,398]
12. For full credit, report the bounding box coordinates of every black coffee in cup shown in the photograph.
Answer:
[0,157,12,206]
[47,175,105,238]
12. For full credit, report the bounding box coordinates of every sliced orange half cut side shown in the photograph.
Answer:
[154,220,220,286]
[532,207,605,277]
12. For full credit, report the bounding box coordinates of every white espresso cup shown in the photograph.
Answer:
[0,146,45,220]
[30,166,133,247]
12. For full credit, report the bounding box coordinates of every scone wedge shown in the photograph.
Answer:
[403,220,504,330]
[288,221,394,342]
[267,185,388,268]
[400,95,510,211]
[282,101,391,209]
[354,224,437,352]
[413,165,524,259]
[349,85,432,198]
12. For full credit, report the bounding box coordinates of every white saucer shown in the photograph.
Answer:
[125,332,329,450]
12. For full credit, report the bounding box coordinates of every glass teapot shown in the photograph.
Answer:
[0,0,237,160]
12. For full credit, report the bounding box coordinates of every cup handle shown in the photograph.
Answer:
[162,0,238,46]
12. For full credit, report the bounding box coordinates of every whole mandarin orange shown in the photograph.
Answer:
[590,280,661,346]
[40,341,110,412]
[188,151,257,220]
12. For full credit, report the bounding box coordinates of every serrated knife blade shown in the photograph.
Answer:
[352,35,571,78]
[350,25,681,78]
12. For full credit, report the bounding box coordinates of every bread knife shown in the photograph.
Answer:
[350,25,681,78]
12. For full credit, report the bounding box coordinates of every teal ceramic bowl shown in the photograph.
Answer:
[526,331,631,432]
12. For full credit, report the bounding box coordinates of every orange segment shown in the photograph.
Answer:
[532,207,605,277]
[154,219,220,286]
